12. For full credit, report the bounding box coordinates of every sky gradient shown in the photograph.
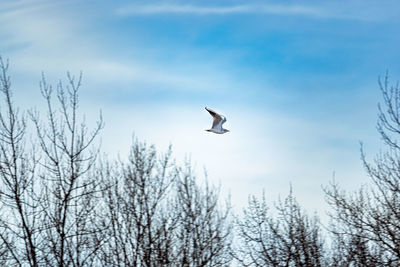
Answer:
[2,0,400,222]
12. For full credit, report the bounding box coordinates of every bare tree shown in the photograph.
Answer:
[325,74,400,266]
[325,183,384,266]
[0,57,40,266]
[174,163,232,266]
[100,140,178,266]
[0,58,106,266]
[235,188,325,267]
[99,143,233,267]
[0,57,233,266]
[29,73,104,266]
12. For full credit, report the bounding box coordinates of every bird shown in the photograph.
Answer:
[205,107,230,134]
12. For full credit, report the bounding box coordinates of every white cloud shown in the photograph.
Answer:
[98,103,369,218]
[116,3,322,17]
[0,0,238,97]
[115,1,400,22]
[0,0,384,219]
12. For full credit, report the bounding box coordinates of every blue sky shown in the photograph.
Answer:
[2,0,400,220]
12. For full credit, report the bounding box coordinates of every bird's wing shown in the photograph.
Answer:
[221,116,227,124]
[205,107,219,118]
[215,116,227,130]
[205,107,224,129]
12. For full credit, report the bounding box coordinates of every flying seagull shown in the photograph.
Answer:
[205,107,230,134]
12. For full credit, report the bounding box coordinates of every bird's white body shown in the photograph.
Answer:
[205,107,230,134]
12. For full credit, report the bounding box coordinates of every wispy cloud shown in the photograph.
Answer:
[0,0,391,222]
[115,2,400,22]
[116,3,323,17]
[0,0,234,96]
